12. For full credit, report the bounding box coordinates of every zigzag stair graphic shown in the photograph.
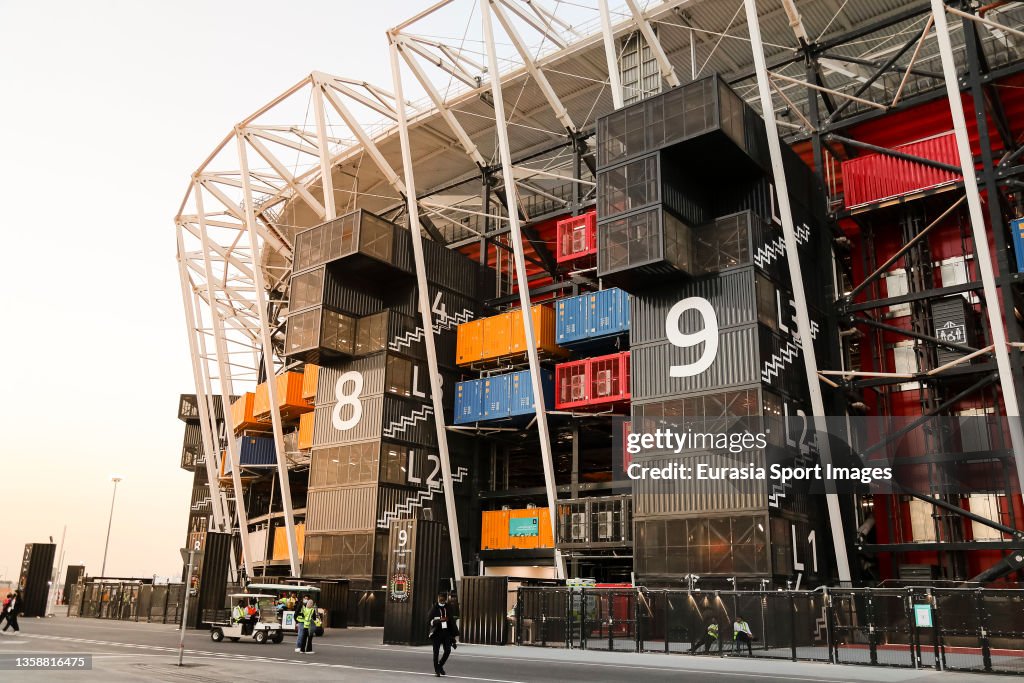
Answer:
[388,309,474,352]
[382,405,434,438]
[376,466,469,528]
[761,322,820,384]
[191,497,212,511]
[752,224,810,269]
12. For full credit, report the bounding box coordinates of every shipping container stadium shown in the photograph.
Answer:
[173,0,1024,625]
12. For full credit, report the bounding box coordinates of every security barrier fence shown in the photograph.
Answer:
[515,587,1024,675]
[67,582,191,625]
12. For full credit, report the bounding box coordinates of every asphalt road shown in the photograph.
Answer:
[0,615,1011,682]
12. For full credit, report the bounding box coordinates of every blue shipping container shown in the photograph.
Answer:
[483,374,512,420]
[454,378,485,424]
[1012,218,1024,273]
[556,295,588,344]
[508,370,554,418]
[588,288,630,338]
[225,435,276,474]
[555,288,630,346]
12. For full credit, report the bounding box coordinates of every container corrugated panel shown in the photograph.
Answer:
[554,351,630,410]
[375,484,440,530]
[307,486,378,532]
[931,296,973,366]
[230,392,267,432]
[510,305,564,356]
[250,528,268,562]
[454,378,485,424]
[238,435,276,466]
[422,236,492,296]
[456,318,485,365]
[323,275,389,316]
[630,327,759,400]
[271,523,307,560]
[632,451,768,517]
[383,519,450,645]
[842,132,960,208]
[460,576,508,645]
[298,412,315,450]
[510,508,554,549]
[482,311,513,359]
[313,396,384,447]
[381,395,438,447]
[302,364,320,401]
[480,509,553,549]
[18,544,55,617]
[757,325,812,403]
[630,269,758,347]
[383,313,460,367]
[508,369,555,417]
[556,294,588,344]
[253,372,312,419]
[317,355,389,406]
[182,422,202,449]
[482,374,511,419]
[194,532,232,628]
[588,288,630,339]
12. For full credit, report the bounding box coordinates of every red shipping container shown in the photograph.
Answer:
[842,131,961,208]
[555,210,597,264]
[554,351,630,412]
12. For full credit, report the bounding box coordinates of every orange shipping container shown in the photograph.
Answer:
[253,372,312,420]
[480,508,553,550]
[298,412,314,450]
[302,364,319,402]
[510,305,563,356]
[482,311,513,360]
[272,523,305,561]
[456,319,485,365]
[230,392,267,433]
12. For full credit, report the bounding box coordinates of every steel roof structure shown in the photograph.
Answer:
[174,0,1024,579]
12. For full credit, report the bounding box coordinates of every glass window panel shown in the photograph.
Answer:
[355,312,388,356]
[285,309,320,355]
[290,268,324,313]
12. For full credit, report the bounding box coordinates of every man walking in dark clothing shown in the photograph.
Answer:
[2,591,22,633]
[428,591,458,676]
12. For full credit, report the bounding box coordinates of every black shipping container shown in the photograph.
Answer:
[317,579,350,629]
[460,576,508,645]
[178,394,231,423]
[63,565,85,604]
[292,209,414,278]
[422,236,497,301]
[192,531,232,629]
[18,543,55,617]
[313,393,440,449]
[383,518,452,645]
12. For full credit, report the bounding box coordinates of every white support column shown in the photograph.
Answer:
[489,0,576,133]
[176,231,229,535]
[390,39,465,583]
[481,0,565,580]
[744,0,852,584]
[598,0,624,110]
[931,0,1024,495]
[191,290,239,583]
[311,85,337,220]
[236,130,302,577]
[194,181,256,575]
[395,37,488,167]
[624,0,681,88]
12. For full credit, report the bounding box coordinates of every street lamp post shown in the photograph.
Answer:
[100,476,122,577]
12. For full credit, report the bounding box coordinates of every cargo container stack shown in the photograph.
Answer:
[593,75,846,587]
[176,394,231,563]
[279,208,491,595]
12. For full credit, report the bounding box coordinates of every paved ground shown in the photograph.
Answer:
[0,615,1013,682]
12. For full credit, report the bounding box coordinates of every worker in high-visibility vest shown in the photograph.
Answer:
[689,616,721,654]
[733,615,754,656]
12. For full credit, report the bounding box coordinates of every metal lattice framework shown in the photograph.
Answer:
[175,0,1024,581]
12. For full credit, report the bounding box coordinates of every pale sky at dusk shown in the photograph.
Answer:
[0,0,431,584]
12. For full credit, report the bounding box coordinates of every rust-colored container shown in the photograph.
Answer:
[272,523,306,561]
[456,318,485,366]
[482,311,514,359]
[298,412,314,450]
[253,372,313,420]
[480,508,553,550]
[230,392,267,433]
[302,364,319,401]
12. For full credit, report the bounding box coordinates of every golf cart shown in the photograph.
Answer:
[246,583,322,633]
[210,593,284,644]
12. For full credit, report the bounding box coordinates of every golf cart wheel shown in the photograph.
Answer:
[271,633,284,644]
[254,630,268,644]
[211,629,224,642]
